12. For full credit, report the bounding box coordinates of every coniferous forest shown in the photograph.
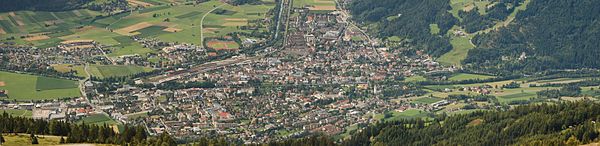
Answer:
[463,0,600,74]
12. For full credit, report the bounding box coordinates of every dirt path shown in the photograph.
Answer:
[200,4,227,47]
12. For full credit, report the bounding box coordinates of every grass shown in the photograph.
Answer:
[88,65,153,79]
[0,109,33,117]
[404,75,426,82]
[293,0,336,8]
[437,33,475,67]
[36,76,79,90]
[1,134,61,146]
[108,43,153,57]
[412,97,443,104]
[134,25,168,38]
[430,24,440,35]
[448,73,494,81]
[77,114,118,126]
[0,71,81,101]
[384,109,431,122]
[51,64,88,78]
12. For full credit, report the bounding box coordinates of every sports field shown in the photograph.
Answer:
[0,71,81,100]
[88,65,153,79]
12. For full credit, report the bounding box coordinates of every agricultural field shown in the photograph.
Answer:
[404,75,426,82]
[87,65,153,79]
[0,71,81,101]
[0,109,33,117]
[418,77,599,104]
[1,0,277,58]
[51,64,88,78]
[207,40,240,50]
[448,73,495,81]
[411,97,443,104]
[293,0,337,12]
[0,9,101,48]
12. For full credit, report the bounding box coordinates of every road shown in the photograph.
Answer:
[200,4,226,46]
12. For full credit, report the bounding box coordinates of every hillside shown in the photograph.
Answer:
[463,0,600,74]
[341,102,600,146]
[348,0,457,57]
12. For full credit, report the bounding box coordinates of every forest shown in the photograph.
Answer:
[463,0,600,74]
[342,101,600,146]
[0,112,177,145]
[348,0,457,57]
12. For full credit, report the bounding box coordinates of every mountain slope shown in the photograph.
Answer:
[463,0,600,74]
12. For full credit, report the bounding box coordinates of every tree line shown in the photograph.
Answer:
[0,112,176,146]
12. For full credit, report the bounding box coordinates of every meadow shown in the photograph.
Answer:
[0,71,81,101]
[88,65,153,79]
[0,109,33,117]
[448,73,495,81]
[77,114,119,126]
[293,0,337,12]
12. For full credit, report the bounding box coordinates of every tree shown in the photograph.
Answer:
[31,134,39,144]
[566,135,581,146]
[0,133,5,144]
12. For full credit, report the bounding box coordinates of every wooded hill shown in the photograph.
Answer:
[341,101,600,146]
[348,0,457,57]
[464,0,600,74]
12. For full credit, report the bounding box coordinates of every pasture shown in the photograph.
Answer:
[51,64,88,78]
[437,32,475,67]
[0,109,33,117]
[293,0,337,11]
[411,97,443,104]
[448,73,495,81]
[88,65,153,79]
[0,71,81,101]
[384,109,432,122]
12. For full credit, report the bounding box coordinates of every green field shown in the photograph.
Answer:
[77,114,118,126]
[384,109,432,122]
[429,24,440,35]
[36,76,79,90]
[448,73,495,81]
[412,97,443,104]
[0,9,101,48]
[0,71,81,100]
[0,109,33,117]
[404,75,427,82]
[88,65,153,79]
[293,0,336,9]
[437,33,475,66]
